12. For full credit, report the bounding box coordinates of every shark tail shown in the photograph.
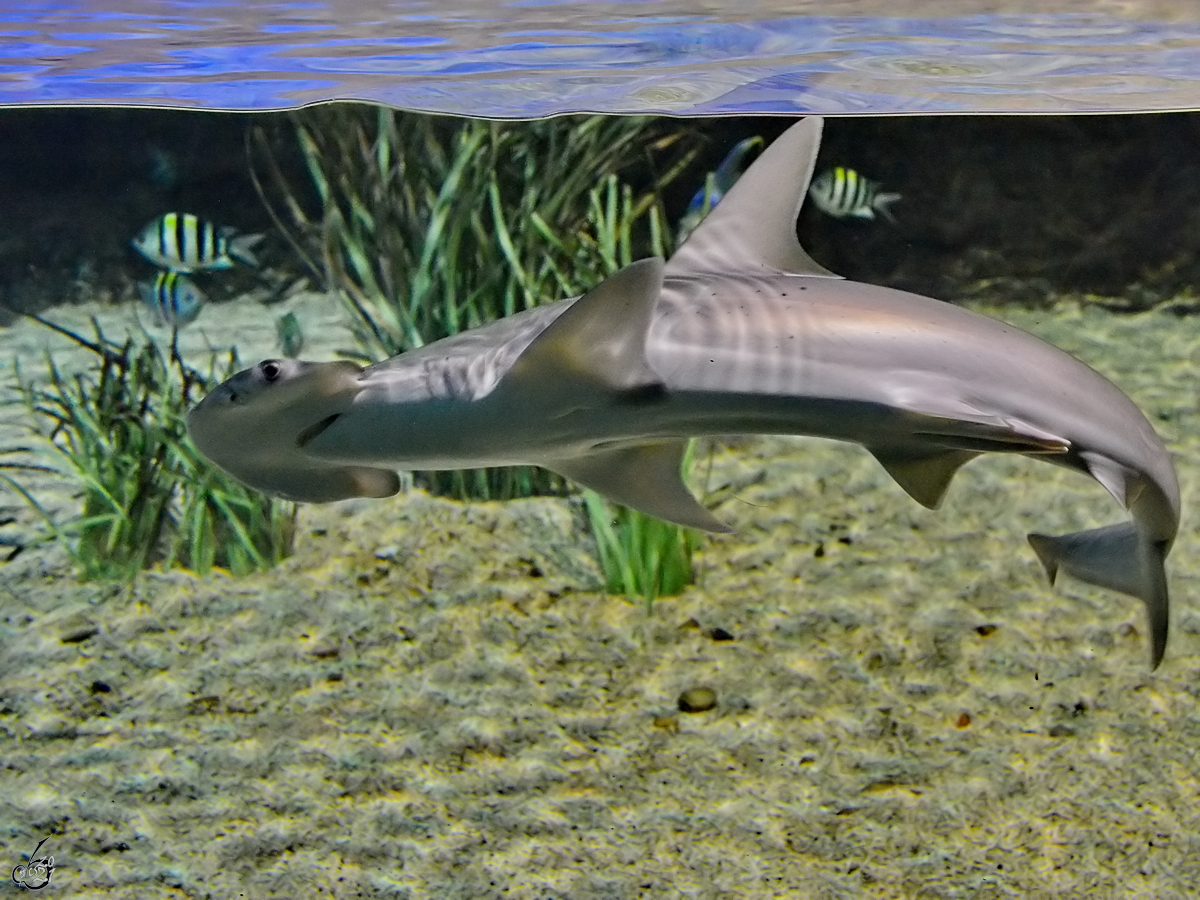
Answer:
[1027,522,1169,669]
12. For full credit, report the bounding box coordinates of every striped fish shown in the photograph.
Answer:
[132,213,263,273]
[807,166,900,222]
[138,270,206,328]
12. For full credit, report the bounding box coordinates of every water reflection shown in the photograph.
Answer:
[0,1,1198,114]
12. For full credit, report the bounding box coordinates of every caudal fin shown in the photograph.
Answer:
[874,192,902,225]
[1027,522,1169,669]
[228,232,265,268]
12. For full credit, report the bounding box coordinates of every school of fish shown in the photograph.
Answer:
[131,212,262,328]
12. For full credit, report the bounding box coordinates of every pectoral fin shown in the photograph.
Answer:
[547,441,731,533]
[242,464,400,503]
[505,257,665,396]
[1079,450,1144,510]
[907,409,1070,456]
[869,447,978,509]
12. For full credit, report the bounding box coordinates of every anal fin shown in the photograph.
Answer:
[869,447,978,509]
[548,441,731,533]
[1079,450,1144,510]
[504,257,665,395]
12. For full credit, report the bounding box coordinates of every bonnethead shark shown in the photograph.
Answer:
[188,117,1181,668]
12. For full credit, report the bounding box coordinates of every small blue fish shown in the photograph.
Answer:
[808,167,901,223]
[138,270,205,328]
[676,136,763,244]
[276,311,305,358]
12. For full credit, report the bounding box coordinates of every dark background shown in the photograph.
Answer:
[682,112,1200,310]
[0,107,1197,316]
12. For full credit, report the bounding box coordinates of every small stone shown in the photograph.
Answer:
[678,686,717,713]
[60,625,99,644]
[709,627,735,642]
[374,545,400,561]
[652,715,679,734]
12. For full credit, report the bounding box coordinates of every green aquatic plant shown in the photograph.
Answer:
[582,443,704,610]
[1,318,294,580]
[250,106,698,501]
[573,175,708,607]
[250,106,711,600]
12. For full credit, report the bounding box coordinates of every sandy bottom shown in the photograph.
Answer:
[2,295,1199,898]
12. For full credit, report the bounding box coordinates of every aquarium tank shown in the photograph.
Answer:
[2,1,1200,896]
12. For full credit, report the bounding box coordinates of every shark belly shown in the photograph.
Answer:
[303,392,551,471]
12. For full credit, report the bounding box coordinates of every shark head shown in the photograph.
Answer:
[187,358,401,502]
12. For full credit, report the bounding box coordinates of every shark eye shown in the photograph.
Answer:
[260,361,282,383]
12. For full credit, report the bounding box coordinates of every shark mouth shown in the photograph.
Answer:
[296,413,341,449]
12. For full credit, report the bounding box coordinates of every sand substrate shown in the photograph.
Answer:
[1,293,1199,898]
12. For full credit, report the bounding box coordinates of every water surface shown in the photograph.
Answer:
[5,0,1200,115]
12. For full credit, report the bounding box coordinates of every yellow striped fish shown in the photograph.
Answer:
[138,270,205,328]
[807,166,900,222]
[132,212,262,273]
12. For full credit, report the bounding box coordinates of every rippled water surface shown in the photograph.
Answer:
[5,0,1200,114]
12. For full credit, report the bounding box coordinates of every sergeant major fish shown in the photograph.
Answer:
[188,117,1181,669]
[138,270,205,328]
[132,213,263,273]
[808,166,901,222]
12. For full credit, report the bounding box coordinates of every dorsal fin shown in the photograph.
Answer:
[504,257,665,394]
[667,117,839,279]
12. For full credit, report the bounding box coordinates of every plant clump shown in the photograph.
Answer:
[252,107,699,502]
[1,317,295,580]
[251,107,716,603]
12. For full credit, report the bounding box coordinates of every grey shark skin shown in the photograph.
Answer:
[188,117,1181,668]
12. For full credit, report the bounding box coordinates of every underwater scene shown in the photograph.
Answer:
[5,5,1200,898]
[1,104,1199,899]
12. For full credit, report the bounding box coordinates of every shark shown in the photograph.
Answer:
[188,117,1181,668]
